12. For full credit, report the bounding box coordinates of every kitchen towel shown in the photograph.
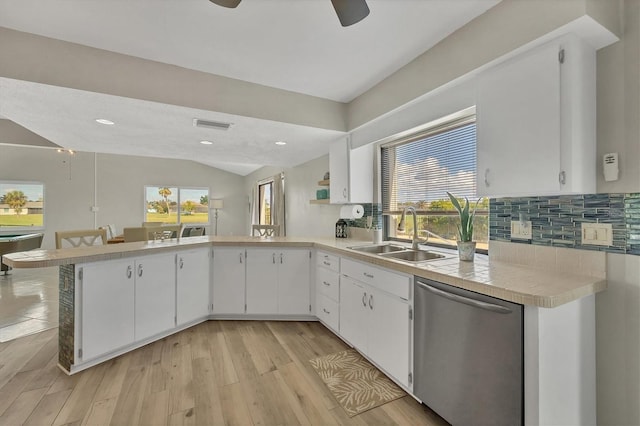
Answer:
[339,204,364,219]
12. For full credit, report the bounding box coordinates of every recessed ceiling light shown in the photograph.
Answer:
[200,140,213,145]
[275,141,287,146]
[95,118,115,125]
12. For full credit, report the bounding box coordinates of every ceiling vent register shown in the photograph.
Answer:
[193,118,232,131]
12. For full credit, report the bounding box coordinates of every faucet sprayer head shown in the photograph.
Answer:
[397,209,407,232]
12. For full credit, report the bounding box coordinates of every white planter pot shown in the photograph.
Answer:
[457,241,476,262]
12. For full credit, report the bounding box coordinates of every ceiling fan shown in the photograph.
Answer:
[208,0,370,27]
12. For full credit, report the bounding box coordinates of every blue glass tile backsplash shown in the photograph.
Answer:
[349,194,640,256]
[490,193,640,255]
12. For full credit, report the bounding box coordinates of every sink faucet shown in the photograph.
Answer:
[397,206,428,250]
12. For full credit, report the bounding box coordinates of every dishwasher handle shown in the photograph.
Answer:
[417,281,512,314]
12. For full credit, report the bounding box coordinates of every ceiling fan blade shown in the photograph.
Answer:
[209,0,242,8]
[331,0,370,27]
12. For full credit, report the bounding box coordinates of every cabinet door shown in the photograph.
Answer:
[246,249,278,314]
[177,248,211,325]
[81,258,135,360]
[212,248,246,314]
[339,276,367,352]
[329,138,349,204]
[477,41,561,197]
[366,286,410,387]
[278,249,310,315]
[134,253,176,341]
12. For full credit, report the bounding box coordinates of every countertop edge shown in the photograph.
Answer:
[2,236,607,308]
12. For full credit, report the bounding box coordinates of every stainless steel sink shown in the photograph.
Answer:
[380,250,446,262]
[347,244,407,254]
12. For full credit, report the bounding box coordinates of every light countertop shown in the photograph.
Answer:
[2,235,606,308]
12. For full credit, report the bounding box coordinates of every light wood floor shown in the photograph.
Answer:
[0,320,448,425]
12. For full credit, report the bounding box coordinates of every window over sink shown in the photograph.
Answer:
[380,108,489,251]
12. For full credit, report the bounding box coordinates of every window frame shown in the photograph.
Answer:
[0,180,46,233]
[144,185,210,225]
[257,179,274,226]
[378,107,489,253]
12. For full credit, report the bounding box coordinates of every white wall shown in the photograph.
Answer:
[0,145,246,248]
[597,253,640,425]
[244,154,342,238]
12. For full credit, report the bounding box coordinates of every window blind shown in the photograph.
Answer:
[381,120,477,213]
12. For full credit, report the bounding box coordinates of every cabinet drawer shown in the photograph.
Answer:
[316,266,339,302]
[341,258,410,300]
[317,293,339,332]
[317,251,340,273]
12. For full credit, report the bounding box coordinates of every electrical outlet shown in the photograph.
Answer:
[511,220,532,240]
[581,223,612,246]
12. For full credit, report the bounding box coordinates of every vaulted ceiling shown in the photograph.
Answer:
[0,0,501,175]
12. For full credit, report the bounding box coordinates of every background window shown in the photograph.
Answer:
[381,114,488,251]
[258,181,273,225]
[145,186,209,224]
[0,182,45,230]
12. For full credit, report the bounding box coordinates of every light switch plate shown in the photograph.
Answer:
[581,223,613,246]
[511,220,532,240]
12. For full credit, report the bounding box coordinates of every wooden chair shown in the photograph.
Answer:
[124,224,184,242]
[55,229,107,249]
[123,227,149,243]
[189,227,205,237]
[146,224,183,240]
[252,224,280,237]
[99,224,118,240]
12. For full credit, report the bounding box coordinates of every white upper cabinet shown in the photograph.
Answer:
[476,34,596,197]
[329,136,373,204]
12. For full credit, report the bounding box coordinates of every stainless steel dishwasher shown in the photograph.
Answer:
[414,278,523,426]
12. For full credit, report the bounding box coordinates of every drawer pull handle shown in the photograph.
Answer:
[323,281,331,286]
[363,272,374,279]
[323,261,331,266]
[323,308,330,314]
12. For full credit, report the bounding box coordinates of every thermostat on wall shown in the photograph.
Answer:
[603,153,619,182]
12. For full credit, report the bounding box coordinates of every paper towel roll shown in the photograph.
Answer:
[339,204,364,219]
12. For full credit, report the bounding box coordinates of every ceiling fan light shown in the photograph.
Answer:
[331,0,370,27]
[209,0,242,8]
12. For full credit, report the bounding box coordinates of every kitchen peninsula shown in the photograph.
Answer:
[3,236,606,425]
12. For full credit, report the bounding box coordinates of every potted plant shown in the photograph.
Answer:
[447,192,480,261]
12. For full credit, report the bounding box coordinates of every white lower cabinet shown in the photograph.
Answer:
[212,248,246,314]
[339,260,411,388]
[278,249,311,315]
[338,276,367,350]
[80,258,135,361]
[176,248,211,325]
[246,248,311,315]
[133,253,176,341]
[246,249,278,314]
[366,285,410,386]
[79,252,176,361]
[315,252,341,332]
